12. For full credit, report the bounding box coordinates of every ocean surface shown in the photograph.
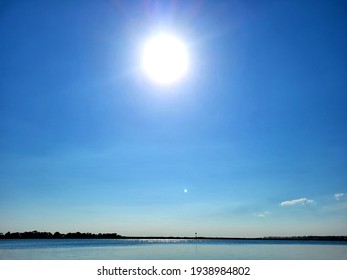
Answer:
[0,239,346,260]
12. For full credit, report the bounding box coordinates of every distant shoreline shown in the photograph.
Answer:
[0,231,346,241]
[123,236,347,241]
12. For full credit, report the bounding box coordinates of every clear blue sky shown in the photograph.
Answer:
[1,0,346,237]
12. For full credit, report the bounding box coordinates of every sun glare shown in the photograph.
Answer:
[142,33,189,85]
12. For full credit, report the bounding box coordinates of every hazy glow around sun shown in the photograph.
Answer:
[142,33,189,85]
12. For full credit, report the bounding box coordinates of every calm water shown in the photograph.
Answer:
[0,239,346,260]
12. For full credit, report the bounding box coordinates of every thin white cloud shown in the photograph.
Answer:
[280,198,314,206]
[334,193,344,201]
[256,211,271,218]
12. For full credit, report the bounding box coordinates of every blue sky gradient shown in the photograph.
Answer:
[1,0,346,237]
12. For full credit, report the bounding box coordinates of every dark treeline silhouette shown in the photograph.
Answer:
[0,230,121,239]
[0,231,346,241]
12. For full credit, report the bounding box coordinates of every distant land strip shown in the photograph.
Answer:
[0,231,346,241]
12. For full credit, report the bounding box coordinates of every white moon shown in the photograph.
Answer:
[142,34,189,85]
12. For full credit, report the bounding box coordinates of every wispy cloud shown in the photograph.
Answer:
[256,211,271,218]
[334,193,344,201]
[280,198,314,206]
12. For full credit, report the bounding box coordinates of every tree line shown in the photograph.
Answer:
[0,230,122,239]
[0,231,345,241]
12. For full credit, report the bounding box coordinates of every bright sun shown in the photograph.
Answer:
[142,34,189,85]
